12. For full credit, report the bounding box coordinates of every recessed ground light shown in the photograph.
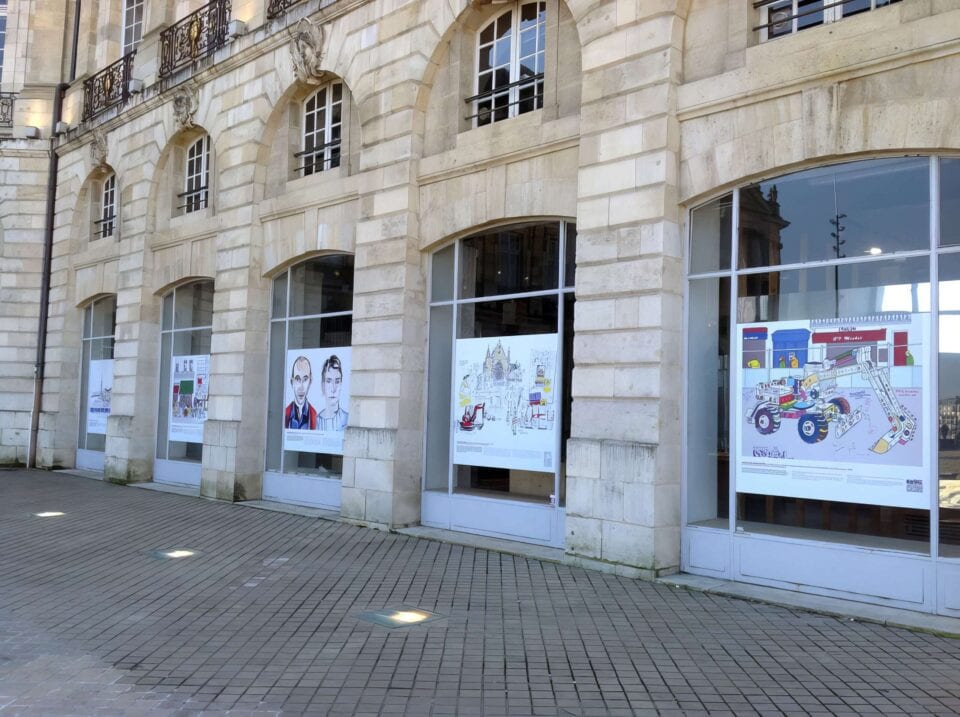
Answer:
[867,247,883,256]
[357,606,445,629]
[148,548,199,560]
[34,511,65,517]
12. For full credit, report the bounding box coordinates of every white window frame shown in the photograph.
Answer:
[471,1,546,128]
[300,82,343,177]
[122,0,144,56]
[760,0,900,42]
[183,135,210,214]
[96,173,117,240]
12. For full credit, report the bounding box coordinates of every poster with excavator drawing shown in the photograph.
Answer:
[86,359,113,435]
[169,355,210,444]
[453,334,559,473]
[735,313,930,509]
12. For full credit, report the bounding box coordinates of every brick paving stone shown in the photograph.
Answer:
[1,470,960,715]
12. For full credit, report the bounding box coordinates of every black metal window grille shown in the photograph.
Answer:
[181,136,210,213]
[159,0,232,78]
[298,83,342,177]
[95,174,117,239]
[266,0,303,19]
[0,92,13,127]
[82,52,136,121]
[754,0,901,39]
[122,0,144,56]
[468,2,545,128]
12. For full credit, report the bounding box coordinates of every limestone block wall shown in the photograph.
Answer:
[678,1,960,202]
[0,144,48,465]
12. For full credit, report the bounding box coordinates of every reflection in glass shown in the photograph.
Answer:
[739,158,928,269]
[459,223,559,299]
[939,253,960,555]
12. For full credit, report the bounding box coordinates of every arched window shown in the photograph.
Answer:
[182,135,210,214]
[155,281,214,488]
[77,295,116,470]
[300,82,342,177]
[265,254,354,509]
[472,2,545,127]
[423,222,576,547]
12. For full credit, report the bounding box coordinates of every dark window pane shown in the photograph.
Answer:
[458,296,558,339]
[459,224,560,299]
[690,193,733,274]
[941,159,960,247]
[289,254,354,316]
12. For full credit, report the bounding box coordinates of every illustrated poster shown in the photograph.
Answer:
[735,313,930,509]
[87,358,113,435]
[453,334,559,473]
[282,347,351,455]
[169,354,210,444]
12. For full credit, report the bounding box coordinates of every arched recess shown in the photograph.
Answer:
[155,277,215,488]
[417,0,582,158]
[147,124,216,238]
[263,252,355,510]
[70,164,120,249]
[75,293,118,471]
[254,74,362,203]
[422,219,577,547]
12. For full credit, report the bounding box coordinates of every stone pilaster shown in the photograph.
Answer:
[565,2,685,575]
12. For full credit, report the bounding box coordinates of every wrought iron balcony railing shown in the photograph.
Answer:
[159,0,232,78]
[0,92,15,127]
[267,0,303,19]
[82,52,136,121]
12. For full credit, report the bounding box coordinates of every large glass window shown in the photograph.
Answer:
[156,282,213,465]
[688,157,942,554]
[471,2,545,127]
[78,296,117,452]
[0,0,7,83]
[426,222,575,504]
[266,255,354,477]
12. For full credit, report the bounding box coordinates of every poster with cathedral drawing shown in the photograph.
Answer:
[453,333,559,473]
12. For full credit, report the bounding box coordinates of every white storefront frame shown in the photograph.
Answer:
[153,282,214,489]
[681,156,960,616]
[76,296,116,472]
[421,222,574,548]
[262,256,353,511]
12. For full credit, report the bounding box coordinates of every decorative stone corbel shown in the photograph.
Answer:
[90,129,108,168]
[172,84,200,130]
[289,17,326,84]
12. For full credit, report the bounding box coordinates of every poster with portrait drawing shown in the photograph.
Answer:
[87,359,113,435]
[282,347,351,455]
[453,333,559,473]
[169,355,210,444]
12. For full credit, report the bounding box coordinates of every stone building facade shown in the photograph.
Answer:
[3,0,960,614]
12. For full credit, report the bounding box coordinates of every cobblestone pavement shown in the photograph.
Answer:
[2,470,960,716]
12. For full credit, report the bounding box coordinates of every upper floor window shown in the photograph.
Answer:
[0,0,7,83]
[183,135,210,214]
[122,0,144,55]
[96,173,117,239]
[759,0,900,41]
[299,82,342,177]
[471,2,545,127]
